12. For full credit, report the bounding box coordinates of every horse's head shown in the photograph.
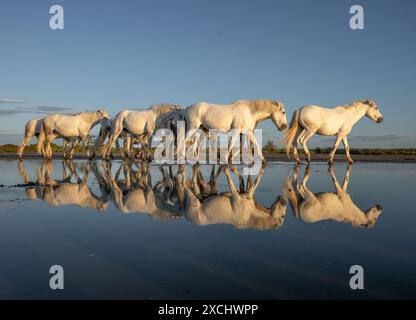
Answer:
[270,100,288,131]
[270,196,287,227]
[363,204,383,228]
[363,100,383,123]
[97,109,110,120]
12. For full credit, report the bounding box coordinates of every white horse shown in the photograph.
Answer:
[102,104,182,160]
[92,118,145,160]
[94,114,179,160]
[40,110,109,159]
[184,99,287,163]
[284,165,382,228]
[284,100,383,164]
[17,117,77,159]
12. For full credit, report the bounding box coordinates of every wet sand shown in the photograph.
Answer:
[1,152,416,163]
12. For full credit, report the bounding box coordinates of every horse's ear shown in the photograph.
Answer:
[274,100,283,110]
[273,100,280,108]
[364,99,373,106]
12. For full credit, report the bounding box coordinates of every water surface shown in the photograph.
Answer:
[0,159,415,299]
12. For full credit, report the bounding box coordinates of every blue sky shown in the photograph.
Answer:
[0,0,415,147]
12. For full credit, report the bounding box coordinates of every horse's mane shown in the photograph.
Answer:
[343,100,374,109]
[71,110,98,116]
[247,214,278,230]
[236,99,281,113]
[148,103,182,113]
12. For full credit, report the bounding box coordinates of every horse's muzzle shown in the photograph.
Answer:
[279,124,288,130]
[377,117,383,123]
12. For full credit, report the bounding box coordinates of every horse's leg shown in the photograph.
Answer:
[126,135,135,160]
[44,134,54,160]
[17,160,31,184]
[226,130,241,164]
[104,122,123,160]
[17,131,34,159]
[247,166,265,198]
[230,166,245,192]
[342,164,351,191]
[299,165,311,192]
[292,130,301,164]
[68,139,79,160]
[223,167,240,200]
[246,130,266,163]
[299,130,315,164]
[62,140,68,159]
[328,165,343,193]
[328,134,344,165]
[342,136,353,164]
[296,129,307,161]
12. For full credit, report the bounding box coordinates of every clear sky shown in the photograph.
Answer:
[0,0,415,147]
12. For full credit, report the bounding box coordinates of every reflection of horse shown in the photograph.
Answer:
[284,165,382,228]
[178,165,287,230]
[17,160,109,211]
[103,162,181,220]
[284,100,383,164]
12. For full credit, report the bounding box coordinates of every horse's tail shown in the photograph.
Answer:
[283,109,299,157]
[283,172,299,218]
[17,118,39,158]
[94,123,110,153]
[37,122,46,155]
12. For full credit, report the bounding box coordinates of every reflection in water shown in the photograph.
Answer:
[18,160,109,211]
[284,165,383,228]
[16,160,382,229]
[179,165,287,230]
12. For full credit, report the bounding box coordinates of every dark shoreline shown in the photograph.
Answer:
[1,152,416,163]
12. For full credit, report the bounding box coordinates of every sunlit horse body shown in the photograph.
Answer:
[102,104,182,160]
[95,112,180,160]
[284,165,382,228]
[17,117,77,159]
[184,99,287,163]
[39,110,109,159]
[284,100,383,164]
[92,118,145,160]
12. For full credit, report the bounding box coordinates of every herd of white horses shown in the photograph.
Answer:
[17,99,383,164]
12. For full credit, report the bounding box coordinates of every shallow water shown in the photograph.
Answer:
[0,159,415,299]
